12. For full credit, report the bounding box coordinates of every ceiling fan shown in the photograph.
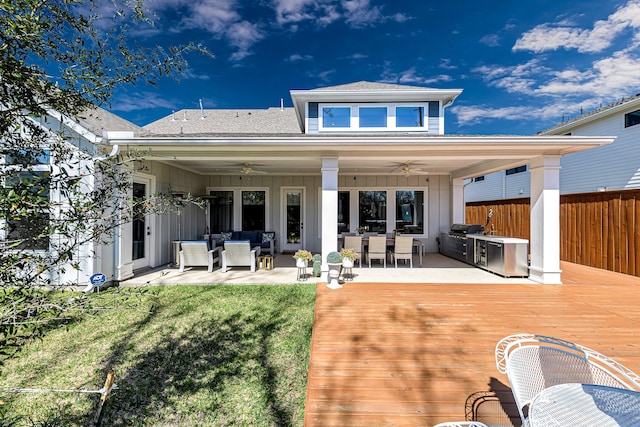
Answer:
[240,162,267,175]
[389,162,429,176]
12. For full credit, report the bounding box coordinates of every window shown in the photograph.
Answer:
[335,188,427,236]
[337,191,350,233]
[359,107,387,127]
[242,191,265,231]
[319,103,428,131]
[396,106,424,128]
[395,190,424,234]
[506,165,527,175]
[625,109,640,128]
[5,170,50,250]
[358,191,387,233]
[322,107,351,128]
[209,191,234,233]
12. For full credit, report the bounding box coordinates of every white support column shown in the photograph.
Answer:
[529,156,562,284]
[452,178,465,225]
[321,157,339,270]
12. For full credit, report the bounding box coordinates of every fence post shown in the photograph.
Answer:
[94,371,116,427]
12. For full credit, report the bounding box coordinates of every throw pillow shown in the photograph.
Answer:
[221,231,232,241]
[262,233,274,243]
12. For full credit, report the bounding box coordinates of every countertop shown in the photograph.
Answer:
[467,234,529,244]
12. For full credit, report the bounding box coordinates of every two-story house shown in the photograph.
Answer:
[465,94,640,202]
[97,81,614,285]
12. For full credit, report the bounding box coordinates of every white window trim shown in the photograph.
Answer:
[317,186,429,238]
[205,187,271,232]
[318,103,429,132]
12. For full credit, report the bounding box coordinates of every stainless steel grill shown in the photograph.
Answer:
[439,224,485,263]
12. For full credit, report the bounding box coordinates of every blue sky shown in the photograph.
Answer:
[108,0,640,135]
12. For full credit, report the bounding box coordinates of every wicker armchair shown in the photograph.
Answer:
[495,333,640,426]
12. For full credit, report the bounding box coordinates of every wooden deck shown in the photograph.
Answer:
[304,261,640,426]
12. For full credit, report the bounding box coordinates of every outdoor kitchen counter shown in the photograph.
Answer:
[467,234,529,277]
[466,234,529,244]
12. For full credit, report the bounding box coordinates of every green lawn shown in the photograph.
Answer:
[0,284,316,426]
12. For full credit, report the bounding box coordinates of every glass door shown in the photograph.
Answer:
[132,178,152,270]
[281,188,305,253]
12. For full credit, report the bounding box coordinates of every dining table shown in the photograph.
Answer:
[338,235,424,266]
[528,383,640,426]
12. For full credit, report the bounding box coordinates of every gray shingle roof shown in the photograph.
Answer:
[312,81,436,91]
[143,107,301,135]
[76,107,143,136]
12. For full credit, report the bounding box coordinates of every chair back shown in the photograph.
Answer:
[367,236,386,255]
[393,236,413,255]
[180,241,210,265]
[344,236,363,255]
[496,334,640,425]
[223,241,253,264]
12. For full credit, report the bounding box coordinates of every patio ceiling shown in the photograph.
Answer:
[115,134,614,179]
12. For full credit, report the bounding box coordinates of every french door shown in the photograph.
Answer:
[281,188,305,253]
[132,175,155,270]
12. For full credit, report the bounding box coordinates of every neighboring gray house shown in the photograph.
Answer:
[465,94,640,202]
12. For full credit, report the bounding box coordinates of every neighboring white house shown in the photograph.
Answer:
[5,81,616,285]
[465,94,640,202]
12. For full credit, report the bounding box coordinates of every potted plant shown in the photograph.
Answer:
[326,251,343,289]
[340,247,359,268]
[293,249,313,268]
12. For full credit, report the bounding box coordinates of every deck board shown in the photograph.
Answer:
[304,261,640,426]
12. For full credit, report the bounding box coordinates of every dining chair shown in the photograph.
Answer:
[343,235,363,267]
[495,333,640,427]
[389,236,413,268]
[367,236,387,268]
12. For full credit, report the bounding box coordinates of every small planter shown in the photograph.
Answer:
[296,258,308,268]
[342,258,354,268]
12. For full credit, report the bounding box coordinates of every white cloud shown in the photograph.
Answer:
[287,53,314,62]
[513,0,640,53]
[473,59,550,95]
[479,34,500,47]
[537,51,640,98]
[271,0,409,28]
[111,91,177,112]
[381,67,452,86]
[439,59,457,70]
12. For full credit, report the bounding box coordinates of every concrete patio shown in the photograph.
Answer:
[121,253,534,286]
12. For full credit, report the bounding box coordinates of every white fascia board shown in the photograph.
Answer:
[46,108,102,144]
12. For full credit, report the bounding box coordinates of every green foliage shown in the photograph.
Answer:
[312,254,322,277]
[326,251,342,264]
[0,0,212,366]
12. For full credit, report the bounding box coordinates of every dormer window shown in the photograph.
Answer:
[322,107,350,128]
[396,106,424,127]
[318,103,428,132]
[359,107,387,127]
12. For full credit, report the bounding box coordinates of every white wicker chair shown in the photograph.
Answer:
[367,236,387,268]
[343,235,363,267]
[221,241,261,272]
[389,236,413,268]
[179,241,220,272]
[495,333,640,426]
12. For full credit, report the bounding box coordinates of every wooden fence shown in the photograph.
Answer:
[466,189,640,277]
